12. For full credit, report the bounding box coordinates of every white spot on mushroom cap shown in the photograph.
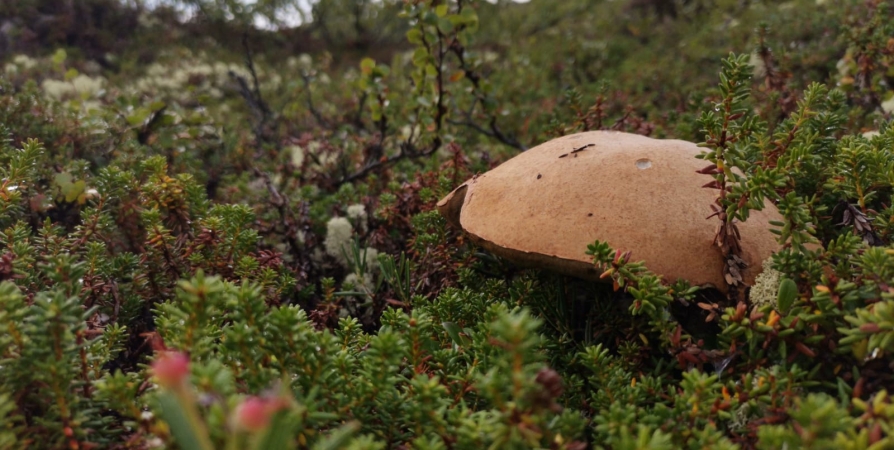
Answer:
[635,158,652,170]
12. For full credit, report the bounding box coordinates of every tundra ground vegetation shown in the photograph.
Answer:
[1,0,893,448]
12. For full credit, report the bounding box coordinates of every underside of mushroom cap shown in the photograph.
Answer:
[437,131,784,291]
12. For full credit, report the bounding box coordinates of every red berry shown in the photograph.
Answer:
[151,351,190,388]
[234,397,271,431]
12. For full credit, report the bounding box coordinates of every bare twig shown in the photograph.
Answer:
[336,2,524,186]
[448,38,526,151]
[448,116,527,151]
[251,166,305,262]
[352,92,368,130]
[335,24,450,186]
[610,108,633,130]
[136,104,168,145]
[228,33,273,149]
[300,70,331,128]
[339,141,442,185]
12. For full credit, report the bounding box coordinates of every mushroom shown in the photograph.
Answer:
[437,130,783,292]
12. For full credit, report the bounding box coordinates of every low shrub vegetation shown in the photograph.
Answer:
[1,0,892,448]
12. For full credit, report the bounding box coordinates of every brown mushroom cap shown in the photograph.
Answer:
[437,130,783,290]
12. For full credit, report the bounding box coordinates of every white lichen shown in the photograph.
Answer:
[138,12,161,28]
[343,272,374,294]
[322,214,381,271]
[882,94,894,114]
[362,247,380,273]
[748,52,766,79]
[14,54,38,69]
[42,79,76,100]
[130,52,259,102]
[287,54,313,70]
[71,74,105,98]
[287,145,305,167]
[307,142,339,168]
[81,100,102,112]
[6,54,38,74]
[324,217,354,266]
[42,73,106,103]
[347,204,368,232]
[836,51,854,78]
[399,125,422,140]
[750,257,782,308]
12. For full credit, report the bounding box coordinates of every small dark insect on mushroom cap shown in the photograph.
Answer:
[437,130,784,291]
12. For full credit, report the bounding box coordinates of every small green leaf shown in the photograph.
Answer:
[311,421,360,450]
[253,411,296,450]
[52,48,67,67]
[370,103,382,121]
[406,28,423,45]
[54,172,88,204]
[68,180,86,203]
[127,109,149,126]
[412,47,429,67]
[460,8,479,32]
[777,278,798,313]
[442,322,463,346]
[437,17,455,34]
[156,391,214,450]
[360,58,376,75]
[422,11,438,25]
[159,113,176,126]
[54,172,73,187]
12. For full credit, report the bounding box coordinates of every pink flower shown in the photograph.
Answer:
[151,351,190,388]
[233,396,289,432]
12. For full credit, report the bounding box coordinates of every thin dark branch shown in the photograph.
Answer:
[229,71,267,142]
[610,108,633,130]
[136,105,167,145]
[448,37,526,151]
[251,166,304,260]
[352,92,368,131]
[447,115,527,151]
[241,33,271,120]
[338,142,441,185]
[300,70,331,128]
[336,4,523,186]
[229,33,274,150]
[335,26,451,187]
